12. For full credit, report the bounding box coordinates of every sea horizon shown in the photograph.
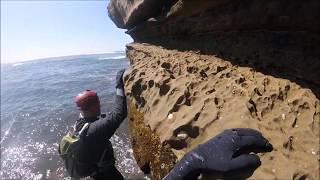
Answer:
[1,51,126,65]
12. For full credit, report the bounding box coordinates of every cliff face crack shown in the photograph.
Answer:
[187,66,198,74]
[193,112,201,122]
[148,80,154,88]
[283,136,294,151]
[291,117,297,128]
[199,69,208,79]
[205,88,216,95]
[161,62,171,69]
[168,94,185,114]
[184,89,191,106]
[311,101,320,131]
[247,99,258,118]
[159,83,170,96]
[131,79,146,107]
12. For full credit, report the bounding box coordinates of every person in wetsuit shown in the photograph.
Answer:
[72,69,126,180]
[72,69,273,180]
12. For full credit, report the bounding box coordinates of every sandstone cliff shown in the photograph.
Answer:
[108,0,320,179]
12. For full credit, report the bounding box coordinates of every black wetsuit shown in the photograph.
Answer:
[74,95,127,180]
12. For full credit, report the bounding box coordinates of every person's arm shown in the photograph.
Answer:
[86,69,127,141]
[163,128,273,180]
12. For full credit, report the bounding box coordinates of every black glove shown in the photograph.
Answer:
[115,69,125,90]
[163,128,273,180]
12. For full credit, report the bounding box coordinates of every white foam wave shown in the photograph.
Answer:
[1,115,17,144]
[12,63,24,67]
[99,55,126,60]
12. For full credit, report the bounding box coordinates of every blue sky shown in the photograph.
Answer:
[1,1,132,63]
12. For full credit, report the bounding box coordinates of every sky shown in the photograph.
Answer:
[1,1,133,64]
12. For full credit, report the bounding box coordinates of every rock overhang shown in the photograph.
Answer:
[107,0,320,179]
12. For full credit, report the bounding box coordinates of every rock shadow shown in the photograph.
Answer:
[136,31,320,99]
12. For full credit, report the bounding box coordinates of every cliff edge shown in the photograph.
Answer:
[108,0,320,179]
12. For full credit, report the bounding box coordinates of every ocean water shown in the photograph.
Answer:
[0,54,145,179]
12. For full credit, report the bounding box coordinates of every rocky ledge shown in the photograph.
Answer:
[124,43,319,179]
[108,0,320,179]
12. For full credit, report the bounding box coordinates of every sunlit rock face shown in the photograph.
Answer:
[124,43,319,180]
[108,0,320,179]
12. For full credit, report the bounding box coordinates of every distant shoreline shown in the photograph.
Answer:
[1,51,126,65]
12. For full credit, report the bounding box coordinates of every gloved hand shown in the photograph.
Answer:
[115,69,125,90]
[163,128,273,180]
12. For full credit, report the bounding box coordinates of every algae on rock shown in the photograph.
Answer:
[127,101,177,179]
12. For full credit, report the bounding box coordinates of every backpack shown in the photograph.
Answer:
[58,123,89,179]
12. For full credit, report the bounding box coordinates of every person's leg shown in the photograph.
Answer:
[91,165,123,180]
[110,166,124,180]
